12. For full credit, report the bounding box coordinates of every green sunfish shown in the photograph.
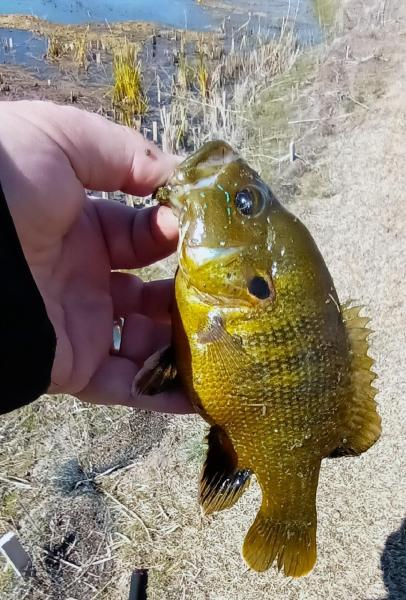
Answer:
[137,140,381,577]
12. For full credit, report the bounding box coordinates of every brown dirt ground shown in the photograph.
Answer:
[0,65,110,111]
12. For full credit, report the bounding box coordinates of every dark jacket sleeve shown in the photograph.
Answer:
[0,183,56,414]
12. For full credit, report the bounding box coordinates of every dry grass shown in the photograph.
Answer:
[176,50,192,92]
[45,29,94,70]
[160,103,189,154]
[0,393,173,598]
[46,34,65,61]
[73,29,90,70]
[195,51,211,99]
[159,25,301,160]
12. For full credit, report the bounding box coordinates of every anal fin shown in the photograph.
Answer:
[199,425,251,515]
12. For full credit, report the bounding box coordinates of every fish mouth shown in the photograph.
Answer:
[178,244,246,307]
[154,141,238,214]
[183,245,243,267]
[178,244,274,309]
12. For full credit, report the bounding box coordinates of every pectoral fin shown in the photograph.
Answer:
[131,345,178,396]
[195,312,253,378]
[200,425,251,515]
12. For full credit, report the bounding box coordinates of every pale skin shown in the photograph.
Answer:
[0,100,191,413]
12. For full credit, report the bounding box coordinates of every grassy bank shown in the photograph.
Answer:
[0,14,155,47]
[312,0,340,26]
[0,11,325,166]
[0,13,215,45]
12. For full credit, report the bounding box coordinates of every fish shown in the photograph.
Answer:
[135,140,381,577]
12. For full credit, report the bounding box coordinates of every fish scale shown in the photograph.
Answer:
[144,140,381,577]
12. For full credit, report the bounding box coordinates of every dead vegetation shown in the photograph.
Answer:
[0,14,155,48]
[157,24,301,161]
[0,393,173,598]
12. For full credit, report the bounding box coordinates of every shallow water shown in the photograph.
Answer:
[0,1,321,88]
[0,28,47,68]
[0,27,111,84]
[0,0,318,32]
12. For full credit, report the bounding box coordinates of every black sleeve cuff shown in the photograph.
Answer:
[0,183,56,414]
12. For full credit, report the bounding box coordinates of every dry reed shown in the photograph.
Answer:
[113,42,148,126]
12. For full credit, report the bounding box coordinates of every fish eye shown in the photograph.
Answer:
[234,186,265,217]
[235,189,253,216]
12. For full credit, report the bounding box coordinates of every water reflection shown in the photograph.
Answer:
[1,0,214,29]
[0,28,47,68]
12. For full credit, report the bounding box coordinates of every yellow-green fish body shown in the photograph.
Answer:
[149,141,381,576]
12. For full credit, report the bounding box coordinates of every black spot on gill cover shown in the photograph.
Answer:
[248,276,271,300]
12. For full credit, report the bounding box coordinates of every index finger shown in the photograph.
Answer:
[94,198,178,270]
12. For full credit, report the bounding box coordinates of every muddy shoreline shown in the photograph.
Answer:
[0,13,223,126]
[0,64,109,111]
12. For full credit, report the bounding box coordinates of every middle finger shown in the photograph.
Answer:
[118,313,171,366]
[111,271,174,322]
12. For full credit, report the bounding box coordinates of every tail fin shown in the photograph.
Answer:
[242,511,316,577]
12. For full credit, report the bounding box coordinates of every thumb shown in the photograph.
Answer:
[10,101,177,196]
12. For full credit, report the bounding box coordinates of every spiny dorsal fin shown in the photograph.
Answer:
[199,425,251,515]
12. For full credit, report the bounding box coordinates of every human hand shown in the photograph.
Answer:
[0,100,191,413]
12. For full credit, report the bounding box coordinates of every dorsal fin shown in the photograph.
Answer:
[329,303,381,457]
